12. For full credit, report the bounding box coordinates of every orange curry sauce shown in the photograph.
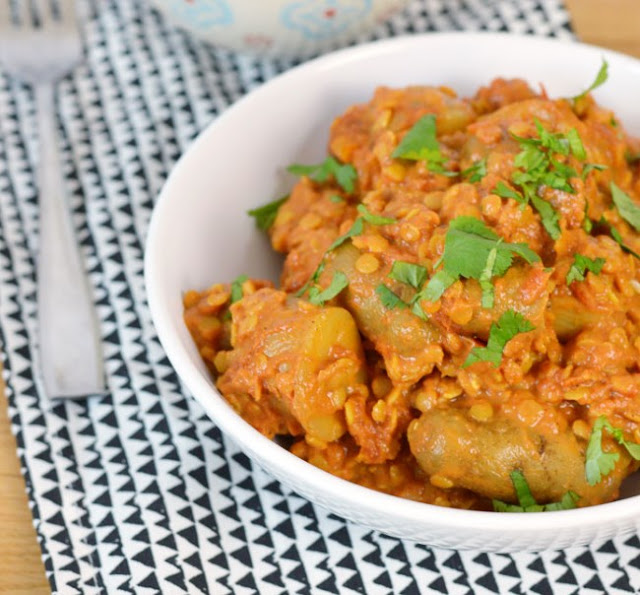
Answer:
[184,78,640,511]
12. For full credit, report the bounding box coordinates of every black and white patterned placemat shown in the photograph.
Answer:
[1,1,639,593]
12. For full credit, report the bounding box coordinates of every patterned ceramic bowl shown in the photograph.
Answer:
[146,33,640,551]
[148,0,412,57]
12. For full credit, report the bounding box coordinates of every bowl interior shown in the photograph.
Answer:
[145,32,640,550]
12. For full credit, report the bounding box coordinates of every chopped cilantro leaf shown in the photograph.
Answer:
[511,469,537,508]
[298,218,365,298]
[602,218,640,260]
[411,300,429,320]
[479,244,499,308]
[308,271,349,306]
[299,206,394,300]
[421,269,456,302]
[626,151,640,164]
[391,114,455,176]
[230,274,248,304]
[376,284,407,310]
[566,254,605,284]
[573,59,609,102]
[513,141,547,170]
[507,121,591,240]
[446,217,540,278]
[356,204,396,226]
[462,158,487,183]
[493,470,580,512]
[492,500,536,513]
[586,417,621,485]
[383,260,435,319]
[247,195,288,231]
[544,491,581,512]
[422,217,540,305]
[608,423,640,459]
[327,218,364,252]
[583,201,593,233]
[611,181,640,231]
[391,114,439,161]
[549,159,579,183]
[530,194,562,240]
[288,156,357,193]
[389,261,428,290]
[581,163,607,179]
[329,194,344,204]
[567,128,587,160]
[494,181,526,204]
[583,217,593,233]
[311,261,326,285]
[534,119,570,156]
[463,310,535,368]
[295,260,326,298]
[586,416,640,485]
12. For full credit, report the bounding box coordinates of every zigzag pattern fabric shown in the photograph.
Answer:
[1,0,638,593]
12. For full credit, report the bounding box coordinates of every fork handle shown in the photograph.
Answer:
[36,83,106,398]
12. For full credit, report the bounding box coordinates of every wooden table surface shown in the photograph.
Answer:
[0,1,638,592]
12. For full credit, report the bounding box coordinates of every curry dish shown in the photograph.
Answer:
[184,74,640,511]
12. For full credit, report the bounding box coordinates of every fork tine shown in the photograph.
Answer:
[35,0,55,28]
[0,3,11,30]
[18,0,34,26]
[57,0,78,26]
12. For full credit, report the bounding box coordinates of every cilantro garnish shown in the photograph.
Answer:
[378,261,431,317]
[566,128,587,160]
[610,182,640,231]
[530,194,562,239]
[421,269,457,303]
[247,195,288,231]
[502,120,594,240]
[327,218,364,253]
[581,163,607,180]
[462,158,487,183]
[422,217,540,305]
[410,300,429,320]
[391,114,456,176]
[600,217,640,261]
[509,470,537,509]
[388,261,428,290]
[308,271,349,306]
[375,284,407,310]
[626,151,640,164]
[566,254,605,284]
[479,244,499,308]
[329,194,344,204]
[582,201,593,233]
[288,156,358,193]
[543,492,582,512]
[356,204,396,226]
[230,274,248,304]
[298,205,394,299]
[493,470,580,513]
[463,310,535,368]
[585,416,640,485]
[494,181,526,204]
[573,59,609,102]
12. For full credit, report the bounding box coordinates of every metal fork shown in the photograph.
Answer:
[0,1,105,398]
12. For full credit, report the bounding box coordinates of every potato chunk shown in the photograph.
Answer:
[217,289,368,444]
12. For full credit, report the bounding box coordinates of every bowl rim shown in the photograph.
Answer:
[145,31,640,542]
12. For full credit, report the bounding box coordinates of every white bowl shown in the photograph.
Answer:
[145,32,640,552]
[148,0,412,58]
